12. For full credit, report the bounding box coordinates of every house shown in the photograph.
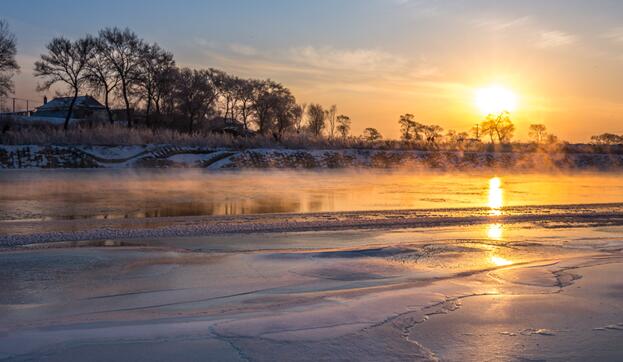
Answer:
[32,96,107,121]
[207,117,253,137]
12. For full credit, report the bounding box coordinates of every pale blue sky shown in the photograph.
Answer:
[3,0,623,140]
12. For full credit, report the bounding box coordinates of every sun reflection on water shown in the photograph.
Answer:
[490,255,513,266]
[486,223,503,240]
[488,177,504,215]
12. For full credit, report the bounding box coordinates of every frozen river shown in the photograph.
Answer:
[2,169,623,221]
[1,169,622,361]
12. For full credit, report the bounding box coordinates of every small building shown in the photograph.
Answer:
[207,117,252,137]
[32,96,107,121]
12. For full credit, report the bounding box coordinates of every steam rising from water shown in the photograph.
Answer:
[1,169,623,221]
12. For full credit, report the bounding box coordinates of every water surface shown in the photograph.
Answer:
[1,169,622,221]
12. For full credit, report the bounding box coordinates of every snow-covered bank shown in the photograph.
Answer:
[2,144,623,170]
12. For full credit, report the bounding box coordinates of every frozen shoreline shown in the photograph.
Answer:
[1,223,622,361]
[2,144,623,170]
[3,202,623,247]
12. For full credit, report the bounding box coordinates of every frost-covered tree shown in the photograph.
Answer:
[325,104,337,139]
[399,114,424,141]
[480,111,514,144]
[34,36,96,130]
[336,115,351,139]
[0,20,19,98]
[307,103,325,136]
[528,124,547,144]
[423,124,443,145]
[363,127,382,141]
[174,68,217,133]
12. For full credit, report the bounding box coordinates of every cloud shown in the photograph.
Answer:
[229,43,258,56]
[471,16,531,32]
[287,46,407,73]
[537,31,576,48]
[603,27,623,43]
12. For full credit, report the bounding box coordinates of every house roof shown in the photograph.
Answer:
[35,96,105,112]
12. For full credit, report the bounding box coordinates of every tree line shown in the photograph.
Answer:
[28,26,354,141]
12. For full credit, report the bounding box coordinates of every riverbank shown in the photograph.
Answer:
[2,144,623,170]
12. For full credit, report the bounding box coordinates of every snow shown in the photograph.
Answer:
[2,144,623,170]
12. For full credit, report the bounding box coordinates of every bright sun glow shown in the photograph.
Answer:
[474,85,518,115]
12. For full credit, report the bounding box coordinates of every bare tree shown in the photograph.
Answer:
[219,73,239,121]
[590,133,623,145]
[363,127,382,141]
[273,91,297,141]
[99,28,144,127]
[138,43,175,126]
[235,78,258,133]
[174,68,216,133]
[252,80,294,135]
[307,103,325,136]
[399,114,423,141]
[528,124,547,144]
[423,124,443,146]
[336,115,351,139]
[85,38,118,124]
[34,36,96,130]
[480,112,514,144]
[0,20,19,98]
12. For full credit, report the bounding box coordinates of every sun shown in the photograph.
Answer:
[474,85,518,115]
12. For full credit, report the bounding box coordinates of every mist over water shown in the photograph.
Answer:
[2,169,622,222]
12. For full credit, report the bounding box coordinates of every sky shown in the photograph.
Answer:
[2,0,623,141]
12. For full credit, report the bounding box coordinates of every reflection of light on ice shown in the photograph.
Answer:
[490,256,513,266]
[487,223,503,240]
[488,177,503,215]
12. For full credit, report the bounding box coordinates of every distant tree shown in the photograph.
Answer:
[307,103,325,136]
[271,87,297,141]
[336,115,351,139]
[326,104,337,139]
[251,80,295,136]
[590,133,623,145]
[480,118,496,144]
[34,35,96,130]
[496,114,515,143]
[423,124,443,145]
[362,127,382,141]
[85,38,119,124]
[528,124,547,144]
[174,68,216,133]
[480,112,514,144]
[137,43,175,126]
[235,78,258,133]
[293,103,306,134]
[398,113,424,141]
[99,28,145,127]
[399,114,416,140]
[546,133,559,145]
[218,73,239,121]
[470,124,482,141]
[0,20,19,98]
